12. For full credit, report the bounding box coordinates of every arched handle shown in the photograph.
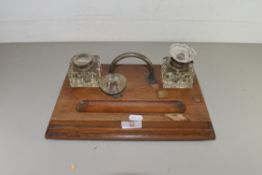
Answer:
[109,52,157,84]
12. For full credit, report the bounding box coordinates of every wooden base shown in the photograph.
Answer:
[45,65,215,140]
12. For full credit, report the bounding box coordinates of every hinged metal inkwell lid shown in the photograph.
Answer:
[169,43,196,63]
[72,53,96,71]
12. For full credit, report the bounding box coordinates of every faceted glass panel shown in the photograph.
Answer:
[162,57,194,88]
[162,43,196,88]
[67,53,101,87]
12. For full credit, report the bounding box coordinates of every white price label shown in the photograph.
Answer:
[129,114,143,121]
[121,121,142,129]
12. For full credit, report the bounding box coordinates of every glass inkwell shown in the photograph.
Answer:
[68,53,101,87]
[162,43,197,88]
[99,73,127,97]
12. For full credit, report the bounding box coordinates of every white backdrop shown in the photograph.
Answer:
[0,0,261,43]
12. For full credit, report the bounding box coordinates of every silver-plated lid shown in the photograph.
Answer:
[72,53,93,68]
[169,43,197,63]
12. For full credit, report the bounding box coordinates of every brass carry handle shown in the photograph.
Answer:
[109,52,157,84]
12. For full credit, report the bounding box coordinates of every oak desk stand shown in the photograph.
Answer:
[45,65,215,140]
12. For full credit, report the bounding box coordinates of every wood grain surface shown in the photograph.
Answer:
[45,65,215,140]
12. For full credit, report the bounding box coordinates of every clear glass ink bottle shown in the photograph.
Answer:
[67,53,101,87]
[162,43,197,88]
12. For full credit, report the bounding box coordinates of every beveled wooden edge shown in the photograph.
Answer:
[45,128,216,141]
[45,121,215,141]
